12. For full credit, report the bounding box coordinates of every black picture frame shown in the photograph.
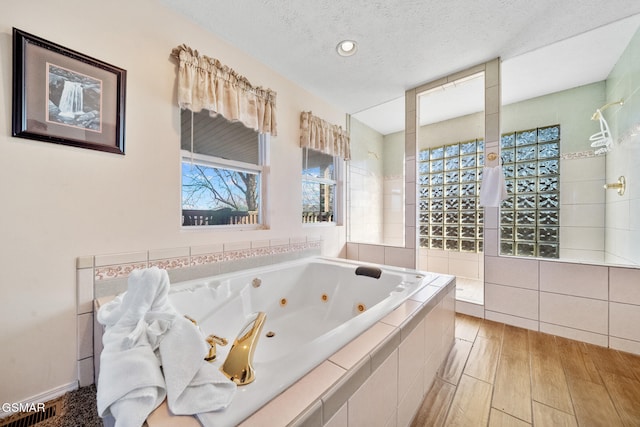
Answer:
[12,28,126,154]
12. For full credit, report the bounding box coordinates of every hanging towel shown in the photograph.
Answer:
[97,267,174,427]
[479,165,508,207]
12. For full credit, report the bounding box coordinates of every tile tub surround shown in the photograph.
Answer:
[76,237,322,387]
[143,274,456,426]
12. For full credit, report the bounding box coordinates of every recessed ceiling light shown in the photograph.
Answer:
[336,40,357,57]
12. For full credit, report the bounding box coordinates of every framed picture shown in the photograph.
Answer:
[12,28,126,154]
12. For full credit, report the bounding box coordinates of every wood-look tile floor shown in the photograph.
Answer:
[411,313,640,427]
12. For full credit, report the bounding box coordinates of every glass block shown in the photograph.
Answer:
[478,226,484,238]
[430,238,444,249]
[505,179,515,194]
[538,126,560,142]
[445,171,459,184]
[501,195,514,210]
[517,162,536,177]
[445,184,459,197]
[478,153,484,167]
[419,162,430,174]
[431,225,443,237]
[419,186,429,198]
[419,149,430,161]
[461,212,475,224]
[419,212,429,223]
[445,226,459,237]
[460,240,476,252]
[539,193,559,209]
[431,160,444,172]
[419,200,428,210]
[538,159,559,176]
[460,141,476,155]
[501,148,515,164]
[445,239,459,251]
[477,211,484,224]
[445,198,459,211]
[516,194,536,209]
[516,146,536,161]
[538,176,558,192]
[460,198,476,210]
[445,144,459,157]
[419,237,429,248]
[501,133,515,148]
[516,226,536,241]
[516,130,537,145]
[429,198,443,210]
[500,241,514,255]
[431,186,443,198]
[516,242,536,257]
[477,140,484,152]
[460,155,476,169]
[539,142,559,158]
[445,212,459,224]
[516,210,536,225]
[503,164,515,178]
[478,240,484,252]
[461,183,476,196]
[419,225,429,236]
[501,226,514,239]
[461,226,475,238]
[445,158,459,171]
[431,173,444,185]
[539,226,558,242]
[538,210,559,225]
[419,174,429,185]
[501,210,514,224]
[430,147,444,159]
[461,170,477,182]
[516,178,536,194]
[431,211,443,223]
[538,243,559,258]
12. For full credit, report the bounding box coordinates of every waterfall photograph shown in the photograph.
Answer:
[46,64,102,132]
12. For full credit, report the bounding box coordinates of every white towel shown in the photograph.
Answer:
[97,267,173,427]
[479,165,508,207]
[160,316,236,415]
[97,267,237,426]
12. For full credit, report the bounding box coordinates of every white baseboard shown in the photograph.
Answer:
[0,381,78,419]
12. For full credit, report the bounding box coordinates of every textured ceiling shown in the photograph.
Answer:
[161,0,640,132]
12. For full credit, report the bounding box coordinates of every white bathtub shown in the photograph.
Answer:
[165,256,439,426]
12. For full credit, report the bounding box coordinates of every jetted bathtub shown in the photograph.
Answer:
[164,256,439,426]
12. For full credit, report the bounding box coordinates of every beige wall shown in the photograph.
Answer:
[0,0,346,404]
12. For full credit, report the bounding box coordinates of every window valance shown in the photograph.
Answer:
[299,111,350,160]
[171,44,277,136]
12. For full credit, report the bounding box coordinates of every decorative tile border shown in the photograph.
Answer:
[560,150,599,160]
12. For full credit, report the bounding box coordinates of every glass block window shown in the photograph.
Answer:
[500,125,560,258]
[418,139,484,252]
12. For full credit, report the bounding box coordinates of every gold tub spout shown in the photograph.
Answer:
[220,311,266,386]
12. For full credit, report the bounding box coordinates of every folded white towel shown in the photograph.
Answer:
[160,316,236,415]
[97,267,237,426]
[97,267,173,426]
[479,165,508,207]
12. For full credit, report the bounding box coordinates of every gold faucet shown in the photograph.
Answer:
[184,315,228,362]
[220,312,266,386]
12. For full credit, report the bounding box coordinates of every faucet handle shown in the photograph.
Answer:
[205,334,228,362]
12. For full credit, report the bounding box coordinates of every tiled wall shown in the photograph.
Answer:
[418,248,483,280]
[383,175,405,246]
[483,255,640,355]
[77,236,322,387]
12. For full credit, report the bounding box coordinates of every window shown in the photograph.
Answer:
[181,110,267,227]
[499,125,560,258]
[302,148,339,223]
[418,139,485,252]
[417,125,561,260]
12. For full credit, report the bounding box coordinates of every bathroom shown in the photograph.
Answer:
[1,1,640,426]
